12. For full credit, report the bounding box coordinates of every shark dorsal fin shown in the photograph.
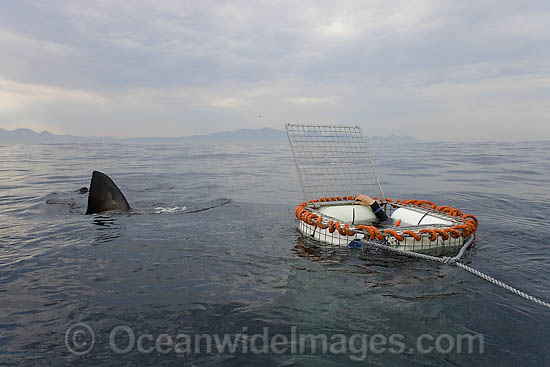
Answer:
[86,171,131,214]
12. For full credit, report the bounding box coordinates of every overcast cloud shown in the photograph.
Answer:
[0,0,549,140]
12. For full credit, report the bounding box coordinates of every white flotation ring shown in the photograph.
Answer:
[295,197,478,254]
[391,207,453,226]
[318,205,378,224]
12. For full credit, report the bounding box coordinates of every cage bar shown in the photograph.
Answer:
[285,123,384,203]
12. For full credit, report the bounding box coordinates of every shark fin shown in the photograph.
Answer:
[86,171,131,214]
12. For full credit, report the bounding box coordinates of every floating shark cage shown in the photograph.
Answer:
[286,124,550,310]
[286,123,478,256]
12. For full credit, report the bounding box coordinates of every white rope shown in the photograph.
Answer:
[363,240,448,263]
[454,262,550,309]
[361,238,550,310]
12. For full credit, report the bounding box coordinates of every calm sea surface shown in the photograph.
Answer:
[0,141,549,366]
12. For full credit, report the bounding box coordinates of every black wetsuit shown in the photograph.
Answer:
[369,201,394,226]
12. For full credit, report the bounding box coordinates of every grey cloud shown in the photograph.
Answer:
[0,0,549,140]
[2,1,548,89]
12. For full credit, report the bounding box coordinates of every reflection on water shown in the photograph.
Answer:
[92,216,121,244]
[294,236,353,263]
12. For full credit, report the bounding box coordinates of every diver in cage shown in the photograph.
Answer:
[355,194,392,225]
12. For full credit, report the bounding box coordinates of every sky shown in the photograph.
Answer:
[0,0,549,141]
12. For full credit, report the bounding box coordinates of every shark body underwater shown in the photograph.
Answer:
[85,171,131,214]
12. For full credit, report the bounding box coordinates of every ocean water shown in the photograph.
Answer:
[0,141,549,366]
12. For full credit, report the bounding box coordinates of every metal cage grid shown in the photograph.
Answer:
[285,124,384,204]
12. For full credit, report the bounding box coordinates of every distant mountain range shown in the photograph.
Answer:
[0,127,417,144]
[0,128,97,144]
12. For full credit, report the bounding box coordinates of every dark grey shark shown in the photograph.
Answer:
[86,171,131,214]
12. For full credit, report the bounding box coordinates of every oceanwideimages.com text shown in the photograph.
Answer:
[65,323,484,361]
